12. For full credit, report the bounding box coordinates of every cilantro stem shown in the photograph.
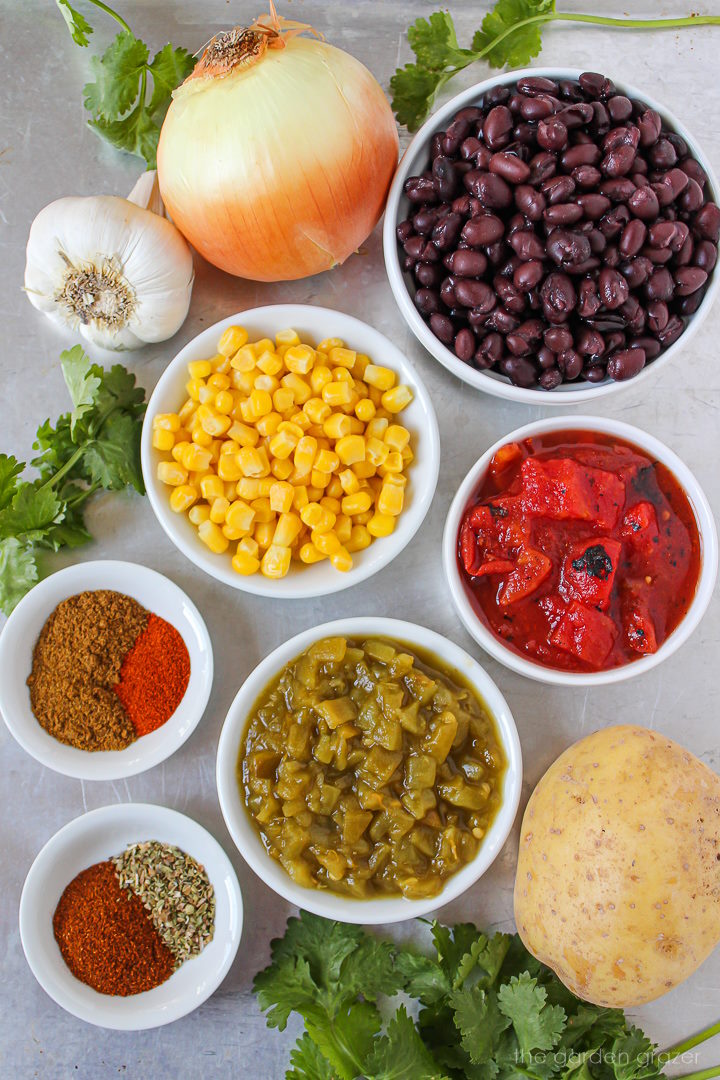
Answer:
[84,0,131,34]
[39,445,85,491]
[659,1019,720,1062]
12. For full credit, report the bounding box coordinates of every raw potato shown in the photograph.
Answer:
[514,725,720,1007]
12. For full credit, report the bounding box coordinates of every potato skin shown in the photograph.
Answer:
[514,725,720,1007]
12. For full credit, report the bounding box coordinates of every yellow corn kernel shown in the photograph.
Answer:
[237,536,259,558]
[297,540,324,564]
[152,428,175,452]
[326,475,343,500]
[232,549,260,575]
[208,496,228,524]
[381,385,413,414]
[258,477,274,497]
[200,475,224,501]
[281,372,311,404]
[275,328,300,348]
[380,451,404,474]
[213,353,231,374]
[330,546,353,573]
[192,426,213,447]
[334,513,352,544]
[216,453,244,482]
[230,344,257,373]
[332,368,353,386]
[346,524,372,552]
[153,412,181,433]
[256,351,283,376]
[269,481,294,514]
[342,491,373,516]
[320,496,341,515]
[273,387,295,413]
[251,497,274,524]
[246,388,270,418]
[254,520,275,549]
[157,461,188,487]
[273,512,302,547]
[260,544,291,578]
[304,397,331,425]
[289,410,311,432]
[363,364,395,391]
[256,411,281,438]
[310,469,330,490]
[268,429,298,461]
[352,461,376,480]
[218,326,249,356]
[199,385,217,406]
[252,337,275,357]
[171,440,190,463]
[384,472,407,489]
[178,397,196,424]
[225,499,256,533]
[236,478,260,500]
[292,485,309,511]
[254,374,280,395]
[225,421,257,448]
[378,483,404,516]
[384,424,410,452]
[310,365,333,396]
[185,378,204,402]
[301,503,336,532]
[317,336,343,351]
[339,469,360,495]
[201,410,231,438]
[198,520,229,554]
[182,445,213,472]
[355,398,375,423]
[270,458,292,482]
[335,435,365,466]
[365,437,389,468]
[284,344,315,375]
[313,448,339,474]
[306,484,323,501]
[368,512,396,538]
[189,504,211,526]
[222,522,244,541]
[207,372,230,392]
[223,481,237,500]
[169,484,198,513]
[294,435,318,474]
[365,418,387,441]
[214,390,234,415]
[402,445,414,466]
[327,346,355,370]
[188,359,212,380]
[322,381,352,407]
[354,509,373,525]
[312,529,340,555]
[237,447,266,478]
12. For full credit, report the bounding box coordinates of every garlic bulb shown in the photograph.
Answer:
[24,172,194,351]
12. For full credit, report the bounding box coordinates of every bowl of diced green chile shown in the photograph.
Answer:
[215,617,522,923]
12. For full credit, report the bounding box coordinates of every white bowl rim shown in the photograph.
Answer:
[141,304,440,598]
[383,66,720,405]
[19,802,243,1030]
[216,615,522,924]
[442,415,718,686]
[0,560,213,779]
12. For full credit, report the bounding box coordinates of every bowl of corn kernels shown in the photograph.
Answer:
[141,305,440,598]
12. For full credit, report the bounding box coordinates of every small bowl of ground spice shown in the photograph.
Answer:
[0,560,213,779]
[19,802,243,1029]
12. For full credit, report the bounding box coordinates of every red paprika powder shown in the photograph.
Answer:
[114,613,190,737]
[53,861,175,996]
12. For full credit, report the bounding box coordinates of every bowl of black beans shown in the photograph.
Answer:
[383,68,720,402]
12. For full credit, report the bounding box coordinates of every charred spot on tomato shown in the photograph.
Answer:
[571,544,614,580]
[489,504,508,518]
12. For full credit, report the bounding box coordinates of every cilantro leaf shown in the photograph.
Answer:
[307,1001,381,1080]
[450,987,510,1064]
[93,363,147,419]
[287,1034,336,1080]
[0,538,38,615]
[0,455,25,511]
[609,1028,663,1079]
[431,921,489,987]
[32,415,79,478]
[83,31,149,121]
[497,974,566,1054]
[390,64,446,132]
[89,104,160,168]
[36,483,91,550]
[254,955,324,1032]
[395,951,450,1005]
[462,933,512,990]
[83,410,144,492]
[472,0,556,68]
[147,42,194,119]
[408,11,470,71]
[61,345,101,435]
[390,12,474,131]
[56,0,93,47]
[364,1005,448,1080]
[0,484,64,543]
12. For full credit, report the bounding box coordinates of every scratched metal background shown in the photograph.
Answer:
[1,2,719,1076]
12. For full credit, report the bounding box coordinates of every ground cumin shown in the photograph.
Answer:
[27,590,148,751]
[53,860,175,996]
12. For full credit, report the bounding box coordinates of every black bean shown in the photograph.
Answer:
[538,368,562,390]
[541,175,576,204]
[694,202,720,242]
[638,109,662,147]
[405,178,438,204]
[454,327,476,362]
[608,95,633,122]
[445,249,488,277]
[629,336,661,360]
[643,245,674,265]
[537,117,568,152]
[674,266,708,295]
[562,144,601,170]
[607,347,646,380]
[620,295,646,334]
[619,219,647,257]
[680,157,707,188]
[461,214,504,247]
[432,156,460,200]
[645,268,675,301]
[559,348,583,379]
[628,185,660,219]
[396,220,413,244]
[464,170,513,208]
[489,151,531,184]
[583,364,608,382]
[541,271,577,319]
[600,178,636,203]
[544,203,584,226]
[486,306,521,333]
[601,144,636,178]
[514,184,547,221]
[440,277,457,306]
[520,96,555,122]
[578,278,602,317]
[546,229,591,266]
[537,346,557,369]
[517,75,559,96]
[576,327,605,355]
[454,278,496,309]
[575,193,611,220]
[647,301,669,333]
[500,355,538,387]
[656,314,684,347]
[599,206,630,238]
[509,230,546,260]
[678,289,707,316]
[415,263,443,288]
[649,138,678,169]
[572,165,602,189]
[544,325,573,352]
[513,260,545,290]
[413,287,441,315]
[432,212,463,251]
[694,239,718,272]
[429,313,455,344]
[680,177,704,213]
[674,234,695,267]
[403,235,424,259]
[483,105,513,149]
[476,332,503,367]
[598,267,630,308]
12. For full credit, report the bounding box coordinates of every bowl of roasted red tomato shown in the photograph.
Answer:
[443,417,717,685]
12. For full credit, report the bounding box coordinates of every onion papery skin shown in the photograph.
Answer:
[157,37,399,282]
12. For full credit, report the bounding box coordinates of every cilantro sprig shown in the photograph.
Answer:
[0,346,146,615]
[254,911,720,1080]
[391,1,720,130]
[54,0,194,168]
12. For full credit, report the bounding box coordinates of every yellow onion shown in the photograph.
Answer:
[157,7,399,282]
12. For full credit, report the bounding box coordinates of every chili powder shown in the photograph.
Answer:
[114,613,190,737]
[53,861,175,996]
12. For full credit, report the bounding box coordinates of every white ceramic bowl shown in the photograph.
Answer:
[216,616,522,923]
[443,416,718,686]
[19,803,242,1030]
[0,560,213,779]
[142,305,440,598]
[383,67,720,405]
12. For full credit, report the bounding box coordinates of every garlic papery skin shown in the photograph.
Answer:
[24,174,194,351]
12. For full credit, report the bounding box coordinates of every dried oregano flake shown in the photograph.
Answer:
[112,840,215,965]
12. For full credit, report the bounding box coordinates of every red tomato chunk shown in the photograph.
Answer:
[457,431,701,673]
